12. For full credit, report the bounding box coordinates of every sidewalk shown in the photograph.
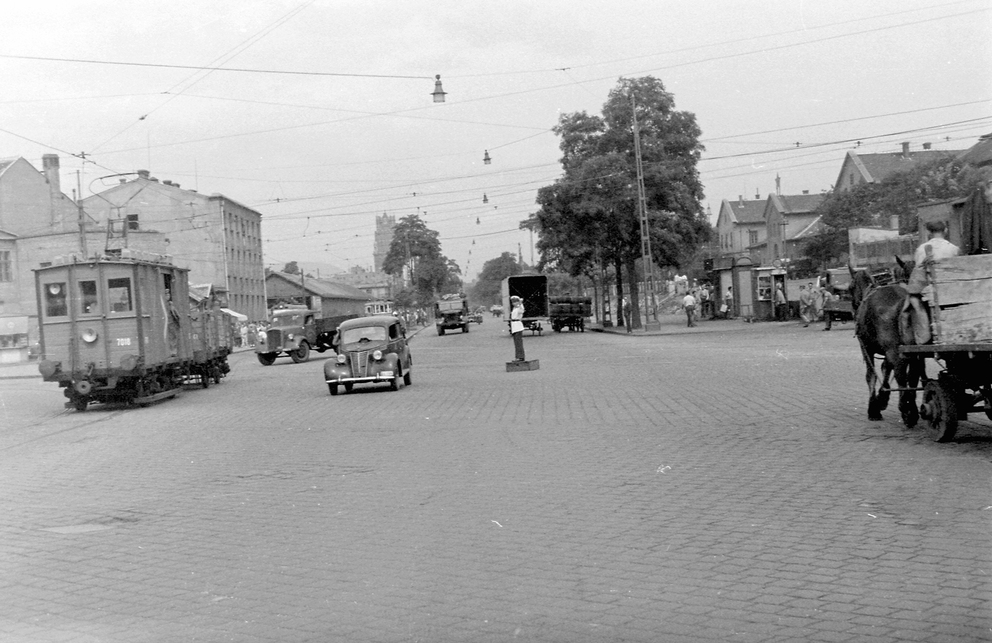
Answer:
[590,309,755,336]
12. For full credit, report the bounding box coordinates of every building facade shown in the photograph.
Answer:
[373,213,396,273]
[82,170,266,321]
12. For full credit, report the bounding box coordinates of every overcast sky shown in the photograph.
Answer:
[1,0,989,281]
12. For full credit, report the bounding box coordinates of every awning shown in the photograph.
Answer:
[220,308,248,322]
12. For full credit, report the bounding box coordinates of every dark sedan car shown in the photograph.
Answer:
[323,315,412,395]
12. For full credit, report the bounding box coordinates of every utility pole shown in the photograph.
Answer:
[75,168,88,257]
[632,94,659,330]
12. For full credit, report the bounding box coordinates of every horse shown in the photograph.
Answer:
[848,261,924,426]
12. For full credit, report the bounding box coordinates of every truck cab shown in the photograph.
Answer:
[256,307,318,365]
[434,295,469,335]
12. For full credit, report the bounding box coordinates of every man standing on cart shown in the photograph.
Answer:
[905,220,959,344]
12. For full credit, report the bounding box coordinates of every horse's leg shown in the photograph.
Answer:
[860,342,883,421]
[899,354,922,428]
[877,356,893,412]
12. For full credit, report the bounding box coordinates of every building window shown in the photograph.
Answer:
[126,213,139,231]
[0,250,10,282]
[748,230,759,246]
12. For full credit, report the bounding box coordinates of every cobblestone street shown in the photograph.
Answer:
[1,317,990,642]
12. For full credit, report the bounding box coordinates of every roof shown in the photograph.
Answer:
[723,198,765,225]
[843,149,964,186]
[958,133,992,167]
[0,157,18,177]
[267,271,369,300]
[792,215,825,239]
[337,314,399,331]
[768,193,825,215]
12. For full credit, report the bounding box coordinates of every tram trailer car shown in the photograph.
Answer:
[34,252,232,411]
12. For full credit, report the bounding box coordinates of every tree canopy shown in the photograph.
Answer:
[470,252,521,305]
[530,76,708,326]
[382,214,461,304]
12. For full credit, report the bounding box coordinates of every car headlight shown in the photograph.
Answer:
[287,333,295,341]
[336,354,347,365]
[372,349,383,361]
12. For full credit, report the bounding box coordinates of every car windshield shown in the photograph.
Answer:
[340,325,388,344]
[271,313,304,326]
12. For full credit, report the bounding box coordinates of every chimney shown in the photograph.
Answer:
[802,190,809,195]
[775,173,781,195]
[738,195,743,206]
[901,142,910,157]
[119,178,127,184]
[42,154,61,226]
[163,180,173,186]
[755,190,760,200]
[923,142,932,150]
[137,169,150,180]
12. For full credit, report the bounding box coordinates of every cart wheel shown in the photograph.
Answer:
[922,380,958,443]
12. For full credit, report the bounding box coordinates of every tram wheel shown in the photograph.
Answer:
[922,380,958,443]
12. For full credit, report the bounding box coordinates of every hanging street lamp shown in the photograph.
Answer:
[431,75,447,103]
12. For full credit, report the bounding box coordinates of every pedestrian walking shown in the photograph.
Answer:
[774,283,788,321]
[799,284,814,327]
[509,295,526,361]
[622,297,632,333]
[683,291,697,327]
[722,286,733,319]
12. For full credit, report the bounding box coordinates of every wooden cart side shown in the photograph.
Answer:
[925,252,992,344]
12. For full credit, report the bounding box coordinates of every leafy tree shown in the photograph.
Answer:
[470,252,521,305]
[381,214,460,305]
[283,261,300,275]
[533,76,707,328]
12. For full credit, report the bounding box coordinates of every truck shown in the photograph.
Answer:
[549,296,592,332]
[501,274,549,335]
[255,305,355,365]
[434,294,470,335]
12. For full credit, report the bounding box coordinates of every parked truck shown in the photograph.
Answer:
[501,274,549,335]
[549,296,592,332]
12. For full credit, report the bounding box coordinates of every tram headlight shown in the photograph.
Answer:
[120,354,139,371]
[81,328,99,343]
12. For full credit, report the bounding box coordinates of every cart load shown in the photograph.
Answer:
[549,296,592,332]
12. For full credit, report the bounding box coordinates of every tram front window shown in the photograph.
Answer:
[79,280,99,315]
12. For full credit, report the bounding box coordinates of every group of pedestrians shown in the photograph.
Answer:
[681,283,734,327]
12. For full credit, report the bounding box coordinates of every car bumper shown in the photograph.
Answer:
[325,371,395,384]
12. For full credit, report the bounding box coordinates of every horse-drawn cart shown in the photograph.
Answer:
[899,253,992,442]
